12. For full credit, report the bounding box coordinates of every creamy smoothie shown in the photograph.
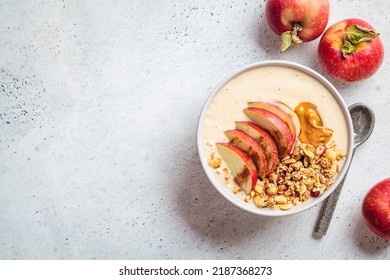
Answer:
[202,64,349,205]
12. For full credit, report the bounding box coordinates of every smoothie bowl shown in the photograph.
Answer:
[197,60,353,216]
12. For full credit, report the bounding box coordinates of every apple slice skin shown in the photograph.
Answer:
[235,121,279,174]
[216,142,258,194]
[244,107,294,158]
[248,101,297,142]
[276,101,301,139]
[225,129,268,179]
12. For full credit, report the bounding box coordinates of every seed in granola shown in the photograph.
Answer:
[320,158,330,168]
[253,195,266,207]
[266,186,278,196]
[269,173,278,183]
[267,197,275,206]
[232,186,241,194]
[292,172,302,181]
[302,146,315,158]
[292,161,303,170]
[274,195,288,204]
[254,182,264,194]
[279,203,293,210]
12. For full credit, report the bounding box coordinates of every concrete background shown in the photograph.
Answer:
[0,0,389,259]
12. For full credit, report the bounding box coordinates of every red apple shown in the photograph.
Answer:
[265,0,329,52]
[216,143,258,194]
[225,129,268,179]
[318,18,384,82]
[235,121,279,174]
[362,178,390,240]
[244,107,294,158]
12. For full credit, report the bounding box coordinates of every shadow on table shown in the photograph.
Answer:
[254,15,279,56]
[352,212,389,257]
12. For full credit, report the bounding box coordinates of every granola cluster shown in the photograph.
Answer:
[209,140,346,211]
[244,141,346,210]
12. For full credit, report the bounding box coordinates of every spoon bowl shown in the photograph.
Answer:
[349,103,375,147]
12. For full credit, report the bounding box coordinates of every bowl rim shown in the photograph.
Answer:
[196,60,354,216]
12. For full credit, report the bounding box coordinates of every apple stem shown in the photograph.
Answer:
[341,24,380,58]
[280,23,303,53]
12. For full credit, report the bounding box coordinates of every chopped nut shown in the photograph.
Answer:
[279,203,293,210]
[324,149,337,161]
[336,150,346,160]
[292,161,303,170]
[208,157,221,168]
[302,144,315,158]
[266,197,275,206]
[253,194,266,207]
[326,140,336,149]
[232,186,241,194]
[284,189,292,196]
[277,185,288,194]
[254,182,264,194]
[267,173,277,183]
[274,195,288,204]
[250,190,256,198]
[266,186,278,196]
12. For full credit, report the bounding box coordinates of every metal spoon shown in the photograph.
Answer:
[313,103,375,238]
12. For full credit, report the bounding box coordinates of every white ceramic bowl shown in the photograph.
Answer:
[197,60,353,216]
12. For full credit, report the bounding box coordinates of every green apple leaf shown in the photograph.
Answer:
[279,23,303,53]
[280,31,293,53]
[341,41,357,58]
[342,24,380,58]
[345,24,379,44]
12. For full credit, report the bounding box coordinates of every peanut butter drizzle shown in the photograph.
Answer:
[294,102,333,147]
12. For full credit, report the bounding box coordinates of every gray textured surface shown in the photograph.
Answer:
[1,0,389,259]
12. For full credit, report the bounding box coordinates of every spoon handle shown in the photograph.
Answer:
[313,151,355,238]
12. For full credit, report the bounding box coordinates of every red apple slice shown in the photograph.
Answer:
[216,143,258,194]
[224,129,268,179]
[235,121,279,174]
[244,107,294,158]
[276,101,301,138]
[248,101,297,143]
